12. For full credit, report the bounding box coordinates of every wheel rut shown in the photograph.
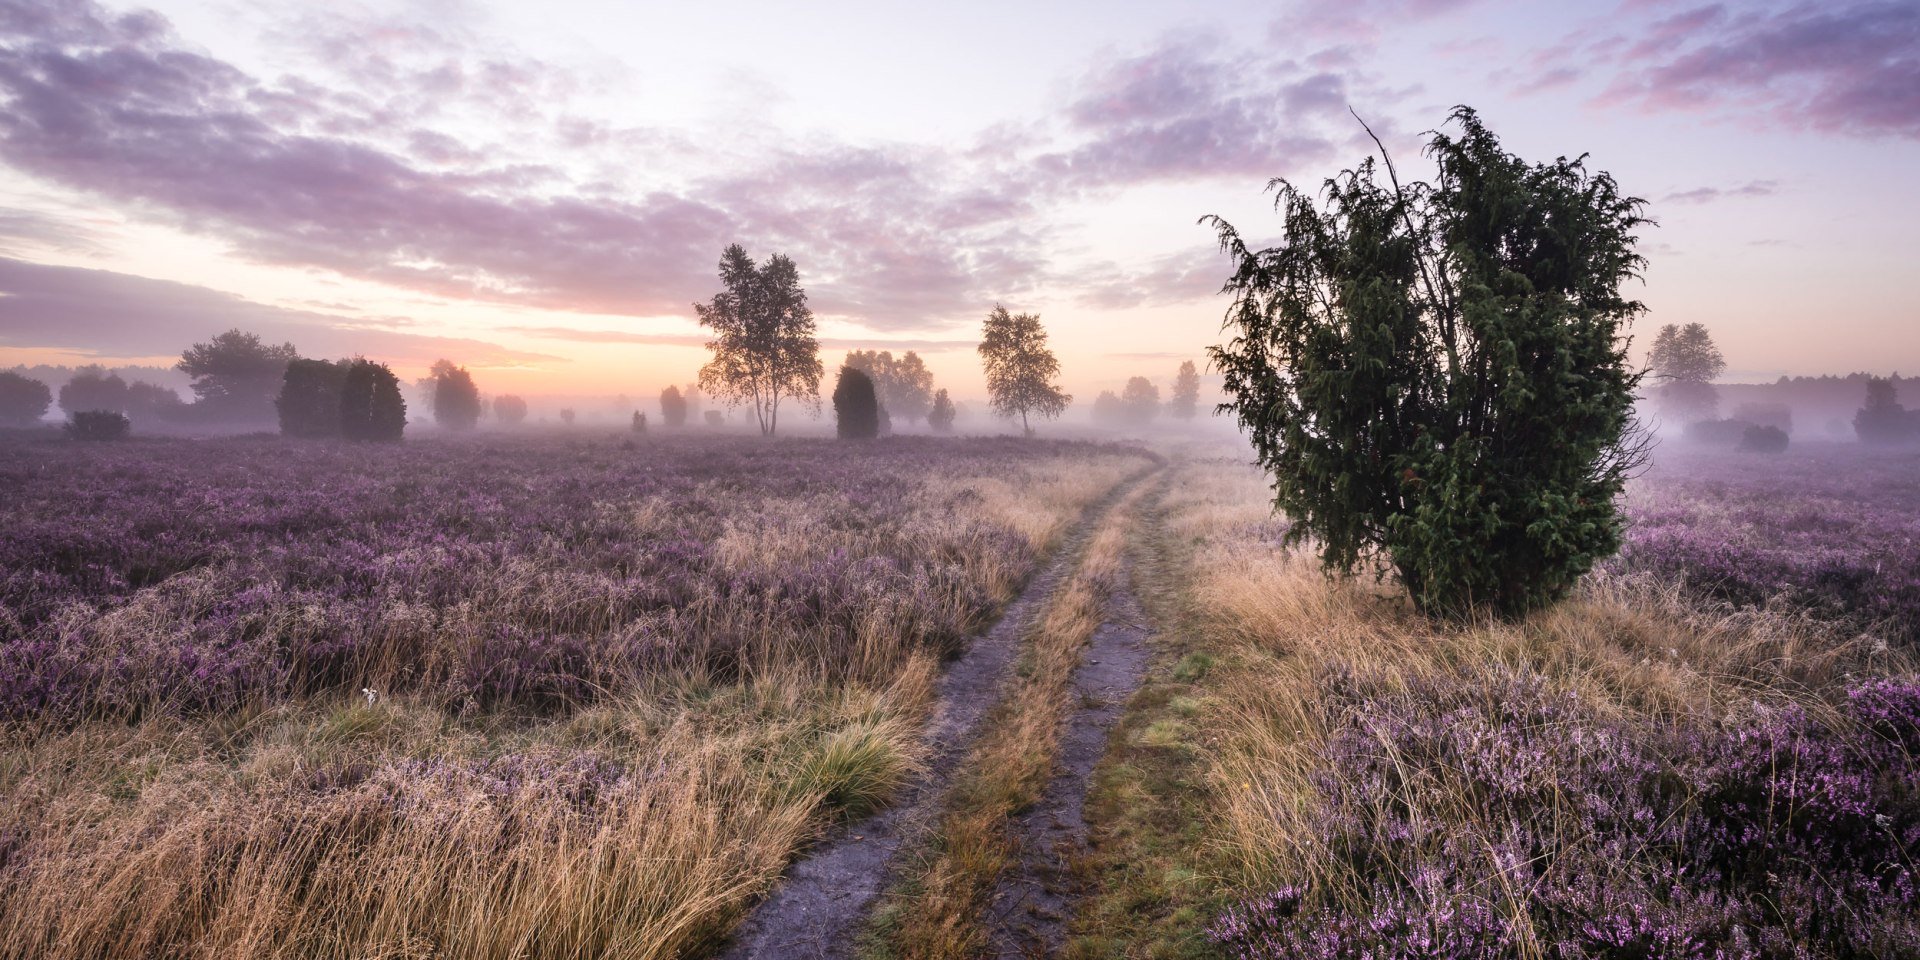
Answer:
[716,465,1158,960]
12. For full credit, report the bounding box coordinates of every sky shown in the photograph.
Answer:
[0,0,1914,404]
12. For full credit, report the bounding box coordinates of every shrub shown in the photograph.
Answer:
[277,358,350,437]
[631,411,647,434]
[558,408,576,426]
[65,409,130,440]
[1737,423,1788,453]
[833,365,881,439]
[0,370,52,425]
[1684,417,1755,445]
[339,359,406,441]
[659,385,687,427]
[1207,107,1647,617]
[704,409,723,428]
[57,365,128,415]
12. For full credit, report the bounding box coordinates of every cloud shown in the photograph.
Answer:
[0,207,106,255]
[0,0,1393,347]
[501,325,976,352]
[1271,0,1484,44]
[1034,36,1358,189]
[0,256,561,366]
[1663,179,1780,203]
[1593,1,1920,138]
[1075,244,1235,311]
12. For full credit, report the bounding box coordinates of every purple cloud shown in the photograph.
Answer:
[1595,1,1920,138]
[1664,179,1780,203]
[1035,37,1356,188]
[0,256,561,366]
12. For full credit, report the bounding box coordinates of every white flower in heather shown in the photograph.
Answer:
[362,687,379,706]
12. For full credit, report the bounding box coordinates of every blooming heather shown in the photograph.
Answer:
[1212,666,1920,958]
[0,434,1136,723]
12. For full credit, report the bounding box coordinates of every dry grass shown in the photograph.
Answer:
[0,447,1145,960]
[1153,454,1913,908]
[875,478,1148,960]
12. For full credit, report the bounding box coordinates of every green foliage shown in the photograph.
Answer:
[1170,360,1201,420]
[1855,377,1916,444]
[659,385,687,427]
[339,359,406,441]
[429,359,482,431]
[979,304,1070,436]
[0,370,51,425]
[695,244,823,436]
[176,329,297,424]
[833,365,881,439]
[1207,107,1649,618]
[928,388,956,433]
[276,358,350,438]
[65,409,130,441]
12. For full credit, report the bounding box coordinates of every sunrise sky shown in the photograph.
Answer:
[0,0,1914,403]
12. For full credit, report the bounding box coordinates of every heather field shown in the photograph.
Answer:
[0,432,1149,959]
[2,433,1918,960]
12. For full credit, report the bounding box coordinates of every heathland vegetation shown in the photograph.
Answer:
[1,106,1916,960]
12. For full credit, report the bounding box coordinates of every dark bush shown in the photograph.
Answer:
[57,365,128,415]
[339,359,406,441]
[660,385,688,427]
[65,410,130,440]
[0,370,51,426]
[277,358,349,437]
[558,408,575,426]
[833,365,881,439]
[703,409,723,428]
[1738,423,1789,453]
[1683,418,1755,445]
[1207,107,1647,617]
[631,411,648,434]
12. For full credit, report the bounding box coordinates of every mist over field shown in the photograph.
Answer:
[3,0,1918,958]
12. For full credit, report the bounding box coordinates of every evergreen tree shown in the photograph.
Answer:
[660,385,688,427]
[339,359,406,441]
[276,358,350,437]
[833,365,881,439]
[1207,107,1648,617]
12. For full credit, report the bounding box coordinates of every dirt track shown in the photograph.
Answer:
[717,465,1158,960]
